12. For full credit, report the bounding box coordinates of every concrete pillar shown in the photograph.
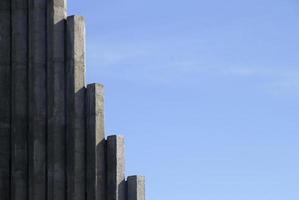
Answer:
[127,176,145,200]
[66,15,86,200]
[106,135,126,200]
[86,84,106,200]
[46,1,67,200]
[0,0,11,200]
[11,0,28,200]
[28,0,47,200]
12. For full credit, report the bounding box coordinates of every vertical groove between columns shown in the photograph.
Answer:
[45,3,48,198]
[26,1,30,199]
[9,0,12,199]
[26,1,29,199]
[64,11,68,200]
[45,1,49,200]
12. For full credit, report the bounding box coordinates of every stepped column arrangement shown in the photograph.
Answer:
[0,0,145,200]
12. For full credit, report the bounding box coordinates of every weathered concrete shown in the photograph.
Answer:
[86,84,106,200]
[0,1,146,200]
[127,176,145,200]
[28,0,47,200]
[46,1,67,200]
[11,0,28,200]
[66,15,86,200]
[0,0,11,199]
[107,135,126,200]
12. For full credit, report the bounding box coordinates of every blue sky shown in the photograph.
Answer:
[69,1,299,199]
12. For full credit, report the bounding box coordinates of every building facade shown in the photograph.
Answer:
[0,0,145,200]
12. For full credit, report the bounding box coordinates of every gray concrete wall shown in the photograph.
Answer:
[0,1,145,200]
[86,84,106,200]
[0,0,11,199]
[66,15,86,200]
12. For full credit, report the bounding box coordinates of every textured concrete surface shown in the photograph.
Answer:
[11,0,28,200]
[0,0,11,199]
[28,0,47,200]
[66,15,86,200]
[86,84,106,200]
[0,1,145,200]
[107,135,126,200]
[46,1,67,200]
[127,176,145,200]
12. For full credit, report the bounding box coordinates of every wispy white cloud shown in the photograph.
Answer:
[86,40,299,94]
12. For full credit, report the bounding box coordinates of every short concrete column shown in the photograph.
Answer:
[106,135,126,200]
[86,83,106,200]
[127,176,145,200]
[66,15,86,200]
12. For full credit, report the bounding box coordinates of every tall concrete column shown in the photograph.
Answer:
[28,0,47,200]
[66,15,86,200]
[107,135,126,200]
[11,0,28,200]
[0,0,11,200]
[86,84,106,200]
[46,1,67,200]
[127,176,145,200]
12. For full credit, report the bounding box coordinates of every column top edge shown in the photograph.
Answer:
[87,83,104,88]
[67,15,85,21]
[107,135,125,140]
[127,175,145,180]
